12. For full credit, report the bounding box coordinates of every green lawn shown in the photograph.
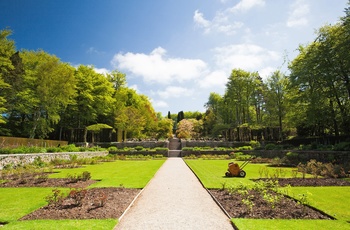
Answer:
[289,186,350,222]
[0,188,60,223]
[0,159,165,229]
[50,159,165,188]
[185,159,302,188]
[2,219,118,230]
[233,219,350,230]
[185,159,350,230]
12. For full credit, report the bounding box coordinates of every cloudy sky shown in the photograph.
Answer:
[1,0,348,116]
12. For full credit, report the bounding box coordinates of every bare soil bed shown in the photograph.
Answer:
[253,178,350,187]
[210,189,331,219]
[20,187,140,220]
[209,178,350,219]
[1,177,140,220]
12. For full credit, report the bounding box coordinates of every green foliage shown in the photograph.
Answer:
[264,143,276,150]
[333,142,350,151]
[134,146,144,151]
[249,140,260,149]
[45,189,66,207]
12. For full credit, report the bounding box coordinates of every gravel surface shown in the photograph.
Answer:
[114,158,233,230]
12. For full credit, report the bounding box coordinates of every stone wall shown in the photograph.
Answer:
[181,140,249,148]
[94,141,169,149]
[0,151,108,170]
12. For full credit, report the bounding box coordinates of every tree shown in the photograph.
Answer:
[3,50,76,138]
[67,65,114,128]
[0,29,15,125]
[156,118,173,139]
[289,18,350,136]
[176,119,193,139]
[264,70,290,140]
[223,69,260,126]
[115,106,146,138]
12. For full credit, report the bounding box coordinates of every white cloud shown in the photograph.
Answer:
[213,43,280,72]
[111,47,207,84]
[287,0,310,27]
[94,67,110,75]
[230,0,265,13]
[193,9,244,35]
[151,100,169,108]
[258,66,277,81]
[193,10,211,33]
[199,70,228,89]
[129,84,139,92]
[156,86,194,99]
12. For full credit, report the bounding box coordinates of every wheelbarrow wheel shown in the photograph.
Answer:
[239,170,246,178]
[225,172,232,177]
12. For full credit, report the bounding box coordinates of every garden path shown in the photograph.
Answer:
[114,158,233,230]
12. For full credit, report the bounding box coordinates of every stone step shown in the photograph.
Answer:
[168,150,181,157]
[168,138,181,150]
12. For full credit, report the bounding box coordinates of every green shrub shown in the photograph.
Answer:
[182,147,194,151]
[134,146,144,151]
[60,144,80,152]
[46,147,62,153]
[264,143,276,150]
[108,146,118,151]
[154,147,168,151]
[0,147,11,154]
[249,140,260,149]
[333,142,350,151]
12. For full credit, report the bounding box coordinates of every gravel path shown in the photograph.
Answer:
[114,158,233,230]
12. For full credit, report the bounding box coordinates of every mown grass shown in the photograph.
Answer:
[185,159,302,188]
[233,219,350,230]
[2,219,117,230]
[185,159,350,230]
[50,159,165,188]
[0,188,67,222]
[1,159,165,229]
[289,186,350,222]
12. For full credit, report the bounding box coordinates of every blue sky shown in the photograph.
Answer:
[1,0,348,116]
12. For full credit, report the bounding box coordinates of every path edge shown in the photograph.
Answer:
[183,159,239,230]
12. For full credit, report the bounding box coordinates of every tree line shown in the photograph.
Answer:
[1,1,349,142]
[177,2,350,141]
[0,30,173,140]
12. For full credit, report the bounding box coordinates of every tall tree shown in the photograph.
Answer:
[264,70,289,140]
[0,29,15,125]
[4,50,76,138]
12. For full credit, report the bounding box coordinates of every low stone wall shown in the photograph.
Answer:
[0,151,108,170]
[109,150,168,157]
[181,150,233,157]
[92,141,169,149]
[181,140,250,148]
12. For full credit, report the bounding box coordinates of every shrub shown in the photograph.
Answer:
[264,143,276,150]
[68,188,87,207]
[108,146,118,152]
[46,147,62,153]
[46,189,66,207]
[249,140,260,149]
[182,147,194,151]
[333,142,350,151]
[154,147,168,151]
[134,146,144,151]
[60,144,80,152]
[0,148,12,154]
[80,171,91,181]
